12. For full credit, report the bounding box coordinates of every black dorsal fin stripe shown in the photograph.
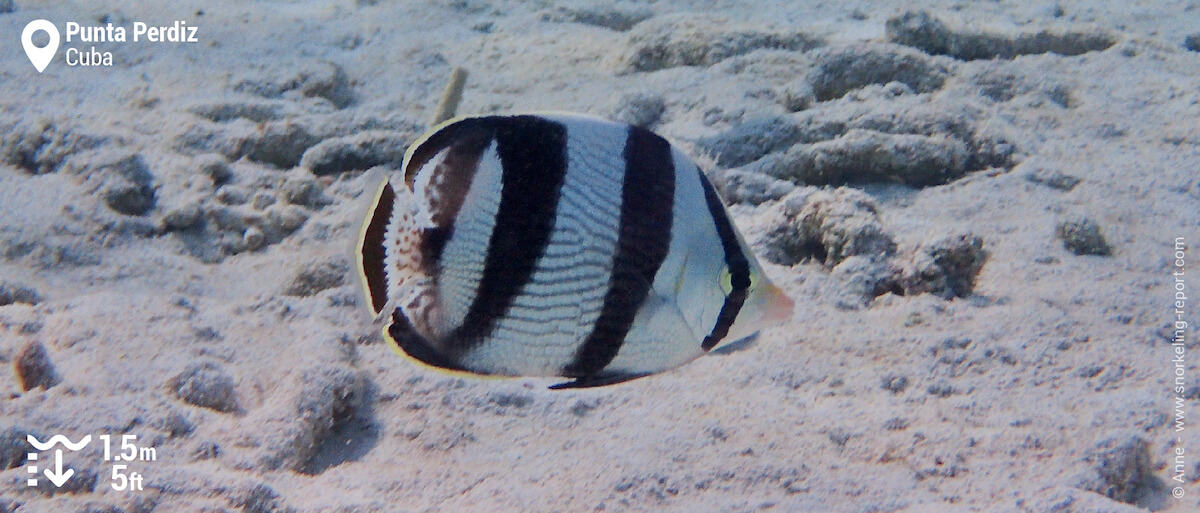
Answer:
[361,181,395,314]
[564,125,676,377]
[415,123,494,271]
[699,171,750,351]
[405,117,495,189]
[444,116,570,354]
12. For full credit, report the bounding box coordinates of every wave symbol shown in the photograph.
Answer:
[27,434,92,451]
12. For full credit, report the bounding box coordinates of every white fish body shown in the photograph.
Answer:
[357,113,792,387]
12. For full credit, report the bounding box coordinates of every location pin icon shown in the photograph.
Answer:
[22,20,60,73]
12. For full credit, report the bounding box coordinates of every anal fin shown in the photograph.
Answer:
[386,310,473,374]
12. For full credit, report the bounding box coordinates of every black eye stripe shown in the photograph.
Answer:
[699,170,750,351]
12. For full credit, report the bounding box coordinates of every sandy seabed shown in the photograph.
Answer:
[1,1,1199,512]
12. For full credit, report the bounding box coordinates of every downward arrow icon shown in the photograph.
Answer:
[43,449,74,487]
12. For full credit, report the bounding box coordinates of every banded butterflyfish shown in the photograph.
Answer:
[356,113,792,388]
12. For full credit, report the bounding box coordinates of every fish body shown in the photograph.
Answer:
[357,113,792,387]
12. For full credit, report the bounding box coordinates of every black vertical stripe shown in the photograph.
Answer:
[564,125,676,377]
[699,171,750,351]
[444,116,570,354]
[360,182,395,314]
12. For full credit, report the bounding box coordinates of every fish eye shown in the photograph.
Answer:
[719,266,732,294]
[719,266,762,296]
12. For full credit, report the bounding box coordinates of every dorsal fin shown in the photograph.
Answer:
[404,117,496,190]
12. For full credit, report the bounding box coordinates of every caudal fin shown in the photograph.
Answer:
[355,171,445,342]
[357,176,396,317]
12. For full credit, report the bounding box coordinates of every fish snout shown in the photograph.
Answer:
[759,281,794,327]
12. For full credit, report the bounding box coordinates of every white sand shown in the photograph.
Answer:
[1,1,1199,512]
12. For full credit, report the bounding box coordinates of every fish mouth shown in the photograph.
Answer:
[760,281,794,327]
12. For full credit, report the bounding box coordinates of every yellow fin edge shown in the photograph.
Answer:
[378,324,512,381]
